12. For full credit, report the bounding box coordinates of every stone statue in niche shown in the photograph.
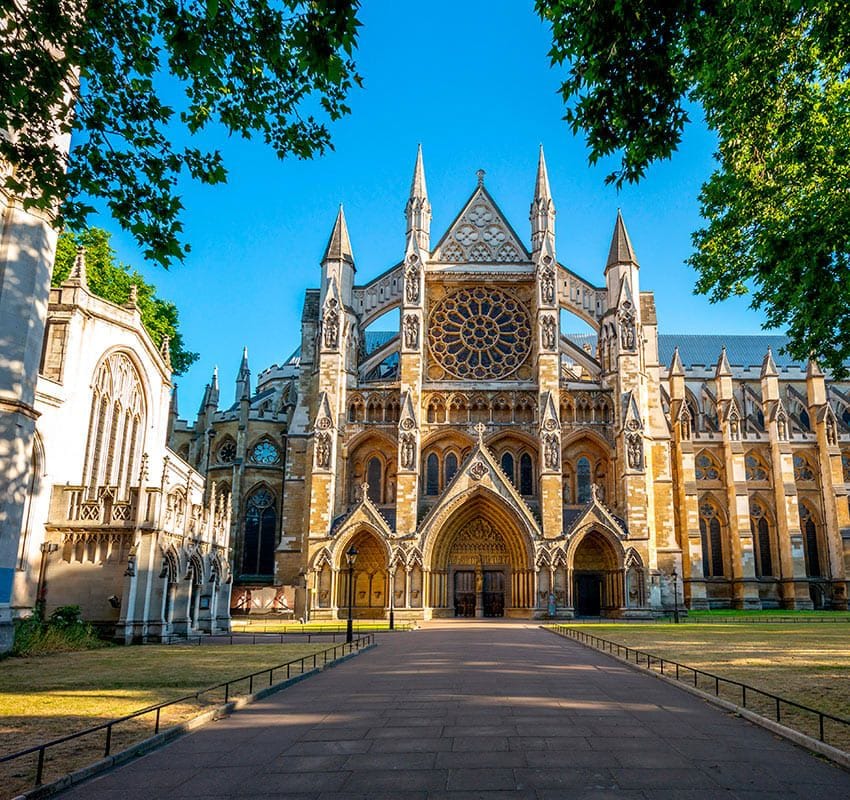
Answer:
[627,433,643,470]
[405,256,420,303]
[322,299,340,349]
[403,314,419,349]
[619,311,636,351]
[777,413,788,441]
[400,432,416,470]
[315,432,331,469]
[543,433,560,470]
[541,315,556,351]
[539,264,555,305]
[729,413,740,441]
[827,416,838,445]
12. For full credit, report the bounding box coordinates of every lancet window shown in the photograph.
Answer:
[699,500,725,577]
[799,502,822,577]
[749,501,774,577]
[82,352,146,498]
[242,486,277,577]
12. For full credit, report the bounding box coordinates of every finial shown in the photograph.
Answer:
[476,169,485,187]
[359,481,370,501]
[159,335,172,370]
[474,421,486,442]
[67,245,88,286]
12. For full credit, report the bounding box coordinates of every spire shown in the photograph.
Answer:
[322,205,355,267]
[235,347,251,402]
[669,346,684,377]
[207,365,219,409]
[64,245,88,288]
[760,346,778,378]
[530,145,555,252]
[606,209,638,270]
[405,144,431,250]
[715,346,732,378]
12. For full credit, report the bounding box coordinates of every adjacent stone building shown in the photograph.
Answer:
[172,148,850,619]
[12,251,232,641]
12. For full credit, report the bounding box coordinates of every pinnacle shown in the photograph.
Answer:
[606,209,638,269]
[715,346,732,377]
[761,346,778,378]
[534,144,552,202]
[66,245,88,286]
[806,356,824,379]
[322,205,355,266]
[409,144,428,200]
[669,346,684,376]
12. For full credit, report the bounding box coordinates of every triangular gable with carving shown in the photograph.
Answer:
[540,390,560,432]
[329,485,395,541]
[313,392,335,432]
[432,184,531,265]
[622,391,643,432]
[565,485,628,540]
[417,428,541,542]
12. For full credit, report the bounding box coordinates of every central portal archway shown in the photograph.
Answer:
[425,493,535,618]
[571,530,624,616]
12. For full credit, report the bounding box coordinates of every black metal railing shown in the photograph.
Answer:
[228,622,411,635]
[551,625,850,751]
[1,634,374,790]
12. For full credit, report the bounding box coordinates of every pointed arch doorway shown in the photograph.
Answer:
[425,493,535,618]
[570,529,625,616]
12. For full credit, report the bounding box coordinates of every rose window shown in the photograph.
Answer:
[428,287,531,379]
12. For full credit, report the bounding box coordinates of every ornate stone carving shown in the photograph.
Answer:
[541,315,556,351]
[404,256,420,304]
[626,432,643,470]
[543,433,560,470]
[322,298,340,349]
[448,518,508,564]
[428,287,531,380]
[538,259,555,305]
[400,432,416,470]
[315,432,331,469]
[619,309,636,351]
[469,461,487,480]
[403,314,420,349]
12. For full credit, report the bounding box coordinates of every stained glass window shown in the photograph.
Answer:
[242,488,276,576]
[250,441,280,464]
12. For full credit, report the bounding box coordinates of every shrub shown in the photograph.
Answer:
[11,608,109,656]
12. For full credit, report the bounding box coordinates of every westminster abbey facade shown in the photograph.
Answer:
[172,148,850,619]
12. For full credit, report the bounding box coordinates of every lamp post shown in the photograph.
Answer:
[345,544,358,644]
[388,567,395,631]
[672,569,680,624]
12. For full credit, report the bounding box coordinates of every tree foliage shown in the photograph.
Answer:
[1,0,361,267]
[52,227,199,374]
[538,1,850,375]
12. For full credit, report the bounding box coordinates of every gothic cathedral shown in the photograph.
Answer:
[172,148,850,620]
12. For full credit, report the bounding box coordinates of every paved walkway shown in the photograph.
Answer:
[62,622,850,799]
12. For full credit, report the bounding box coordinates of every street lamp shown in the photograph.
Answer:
[388,567,395,631]
[672,569,680,624]
[345,544,358,644]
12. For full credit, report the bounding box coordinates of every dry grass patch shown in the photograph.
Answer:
[577,623,850,749]
[0,643,327,795]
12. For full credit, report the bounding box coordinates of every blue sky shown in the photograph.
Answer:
[101,1,774,413]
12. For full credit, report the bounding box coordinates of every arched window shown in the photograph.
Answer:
[745,452,769,482]
[519,453,533,495]
[799,408,810,431]
[367,457,382,504]
[444,453,458,486]
[425,453,439,495]
[699,501,724,577]
[242,487,276,576]
[799,503,821,577]
[793,455,816,483]
[749,502,774,577]
[576,457,591,504]
[500,452,515,484]
[83,352,146,498]
[695,451,721,481]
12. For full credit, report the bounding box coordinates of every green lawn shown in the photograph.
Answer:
[559,623,850,750]
[1,643,327,794]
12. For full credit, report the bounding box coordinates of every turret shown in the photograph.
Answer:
[714,346,733,401]
[605,210,640,309]
[321,205,355,304]
[405,144,431,252]
[760,347,779,402]
[530,145,555,253]
[669,347,685,400]
[235,347,250,403]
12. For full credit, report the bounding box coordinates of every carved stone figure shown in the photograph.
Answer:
[543,433,560,470]
[541,315,556,351]
[619,311,636,350]
[539,264,555,305]
[627,433,643,470]
[315,432,331,469]
[405,256,420,303]
[403,314,419,349]
[400,432,416,470]
[322,299,340,349]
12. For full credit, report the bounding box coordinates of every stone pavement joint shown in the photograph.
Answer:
[58,622,850,799]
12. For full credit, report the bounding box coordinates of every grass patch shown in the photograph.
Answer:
[0,642,328,794]
[230,619,410,633]
[568,623,850,749]
[686,609,850,621]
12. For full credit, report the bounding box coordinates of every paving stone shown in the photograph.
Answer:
[56,623,850,799]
